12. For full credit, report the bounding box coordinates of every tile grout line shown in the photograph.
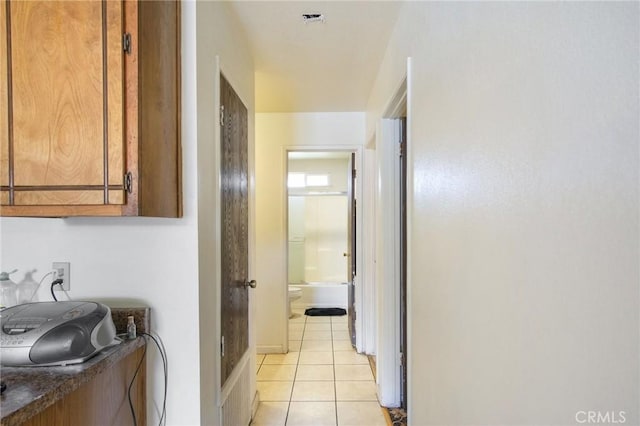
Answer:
[332,316,339,426]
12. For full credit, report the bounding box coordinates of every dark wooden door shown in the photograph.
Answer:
[347,153,357,347]
[399,118,408,409]
[220,74,249,386]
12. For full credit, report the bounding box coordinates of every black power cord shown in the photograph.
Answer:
[127,332,168,426]
[49,279,63,301]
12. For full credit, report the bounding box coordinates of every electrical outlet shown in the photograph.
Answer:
[52,262,70,291]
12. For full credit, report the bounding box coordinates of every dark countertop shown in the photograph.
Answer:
[0,306,150,426]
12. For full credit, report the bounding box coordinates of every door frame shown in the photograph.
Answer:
[202,59,256,425]
[348,152,357,347]
[377,58,411,409]
[219,72,251,388]
[282,146,366,352]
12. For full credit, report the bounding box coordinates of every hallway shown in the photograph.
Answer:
[252,309,387,426]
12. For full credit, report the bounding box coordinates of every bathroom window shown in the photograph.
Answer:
[288,173,306,188]
[288,173,330,188]
[306,174,330,187]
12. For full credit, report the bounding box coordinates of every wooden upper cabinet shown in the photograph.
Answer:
[1,0,10,206]
[0,0,181,217]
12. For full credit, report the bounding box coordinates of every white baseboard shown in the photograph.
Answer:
[251,390,260,420]
[257,345,285,354]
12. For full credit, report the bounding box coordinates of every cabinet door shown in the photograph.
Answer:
[0,0,9,206]
[2,1,124,207]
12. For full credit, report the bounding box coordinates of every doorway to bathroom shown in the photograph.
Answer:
[286,151,356,345]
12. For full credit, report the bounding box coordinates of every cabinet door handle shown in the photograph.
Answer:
[244,279,257,289]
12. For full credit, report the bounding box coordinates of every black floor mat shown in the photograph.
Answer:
[304,307,347,316]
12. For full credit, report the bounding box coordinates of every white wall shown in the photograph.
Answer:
[0,2,255,425]
[255,113,365,353]
[367,2,639,424]
[0,213,199,426]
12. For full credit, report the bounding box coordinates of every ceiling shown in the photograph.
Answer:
[228,1,403,113]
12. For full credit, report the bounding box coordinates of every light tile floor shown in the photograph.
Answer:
[253,309,387,426]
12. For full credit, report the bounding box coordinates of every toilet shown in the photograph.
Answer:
[288,286,302,318]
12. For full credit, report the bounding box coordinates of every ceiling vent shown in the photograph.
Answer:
[302,13,325,23]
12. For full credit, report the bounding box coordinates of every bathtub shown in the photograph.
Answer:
[289,282,348,309]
